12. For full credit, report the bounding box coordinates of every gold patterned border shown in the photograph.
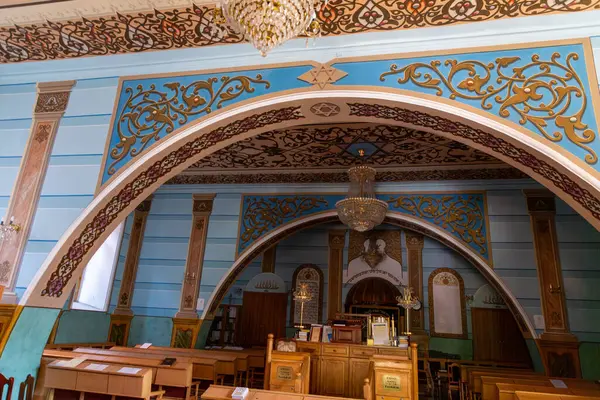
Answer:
[1,1,599,64]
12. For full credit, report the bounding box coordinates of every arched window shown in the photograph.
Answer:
[291,264,324,326]
[428,268,467,339]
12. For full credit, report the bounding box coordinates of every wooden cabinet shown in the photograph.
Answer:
[319,356,348,397]
[294,342,410,398]
[349,358,371,398]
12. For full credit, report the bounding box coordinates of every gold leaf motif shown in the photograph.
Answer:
[380,52,598,164]
[109,74,271,175]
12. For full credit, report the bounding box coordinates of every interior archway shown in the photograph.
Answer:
[202,210,537,340]
[20,88,600,311]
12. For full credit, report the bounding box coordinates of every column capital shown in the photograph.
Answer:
[328,230,346,249]
[192,194,216,215]
[136,196,154,213]
[405,232,424,249]
[523,189,556,214]
[34,80,76,116]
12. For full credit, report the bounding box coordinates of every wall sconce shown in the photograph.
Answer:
[0,216,21,244]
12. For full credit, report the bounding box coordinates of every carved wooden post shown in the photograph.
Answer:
[108,196,153,346]
[172,194,215,348]
[406,233,425,333]
[524,189,580,378]
[261,245,277,273]
[327,230,346,321]
[0,81,75,304]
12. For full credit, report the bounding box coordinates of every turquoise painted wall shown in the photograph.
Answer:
[127,316,173,347]
[0,307,60,386]
[54,310,110,344]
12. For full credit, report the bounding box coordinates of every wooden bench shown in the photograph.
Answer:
[498,383,600,400]
[200,385,362,400]
[114,346,246,386]
[515,391,600,400]
[46,342,116,351]
[74,347,221,385]
[44,359,164,400]
[42,349,194,400]
[467,367,540,399]
[478,373,600,400]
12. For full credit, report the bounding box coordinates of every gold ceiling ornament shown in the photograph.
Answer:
[217,0,325,56]
[336,151,388,232]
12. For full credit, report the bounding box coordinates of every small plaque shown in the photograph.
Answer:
[276,366,294,380]
[382,374,401,390]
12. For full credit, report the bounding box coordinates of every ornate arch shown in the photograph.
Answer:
[202,210,537,339]
[20,89,600,312]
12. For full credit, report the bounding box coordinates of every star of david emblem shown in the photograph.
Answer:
[297,64,348,89]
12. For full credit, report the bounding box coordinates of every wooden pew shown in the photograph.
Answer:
[44,359,164,400]
[113,346,246,386]
[515,391,600,400]
[200,384,363,400]
[42,349,194,400]
[498,384,600,400]
[467,367,541,399]
[45,342,116,351]
[73,347,221,384]
[479,373,600,400]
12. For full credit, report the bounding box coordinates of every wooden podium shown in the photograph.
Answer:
[364,343,418,400]
[265,334,311,394]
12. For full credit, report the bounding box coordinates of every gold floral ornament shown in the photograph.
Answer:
[380,52,598,165]
[109,74,271,175]
[385,195,487,256]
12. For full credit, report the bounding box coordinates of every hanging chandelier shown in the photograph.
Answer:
[219,0,324,56]
[336,162,388,232]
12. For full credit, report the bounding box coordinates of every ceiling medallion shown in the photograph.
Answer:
[336,151,388,232]
[217,0,325,56]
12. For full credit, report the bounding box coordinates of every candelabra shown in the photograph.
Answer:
[396,286,420,336]
[0,216,20,244]
[293,283,313,330]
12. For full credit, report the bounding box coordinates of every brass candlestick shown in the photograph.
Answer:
[293,283,313,330]
[396,285,420,336]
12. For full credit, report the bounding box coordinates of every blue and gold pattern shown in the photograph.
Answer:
[102,65,314,184]
[238,193,489,260]
[333,43,600,167]
[101,41,600,186]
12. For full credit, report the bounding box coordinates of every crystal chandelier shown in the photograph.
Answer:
[336,161,388,232]
[219,0,324,56]
[0,216,20,244]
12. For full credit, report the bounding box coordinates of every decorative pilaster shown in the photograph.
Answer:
[327,230,346,321]
[108,197,152,347]
[406,232,425,333]
[261,245,277,273]
[0,81,75,304]
[113,197,153,315]
[524,189,580,378]
[175,194,215,319]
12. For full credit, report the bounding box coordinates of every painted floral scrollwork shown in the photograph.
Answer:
[240,196,329,251]
[380,52,598,164]
[108,74,270,175]
[385,194,487,256]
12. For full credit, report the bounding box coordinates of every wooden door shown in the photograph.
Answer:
[349,358,371,398]
[472,308,531,365]
[319,356,348,397]
[239,292,287,347]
